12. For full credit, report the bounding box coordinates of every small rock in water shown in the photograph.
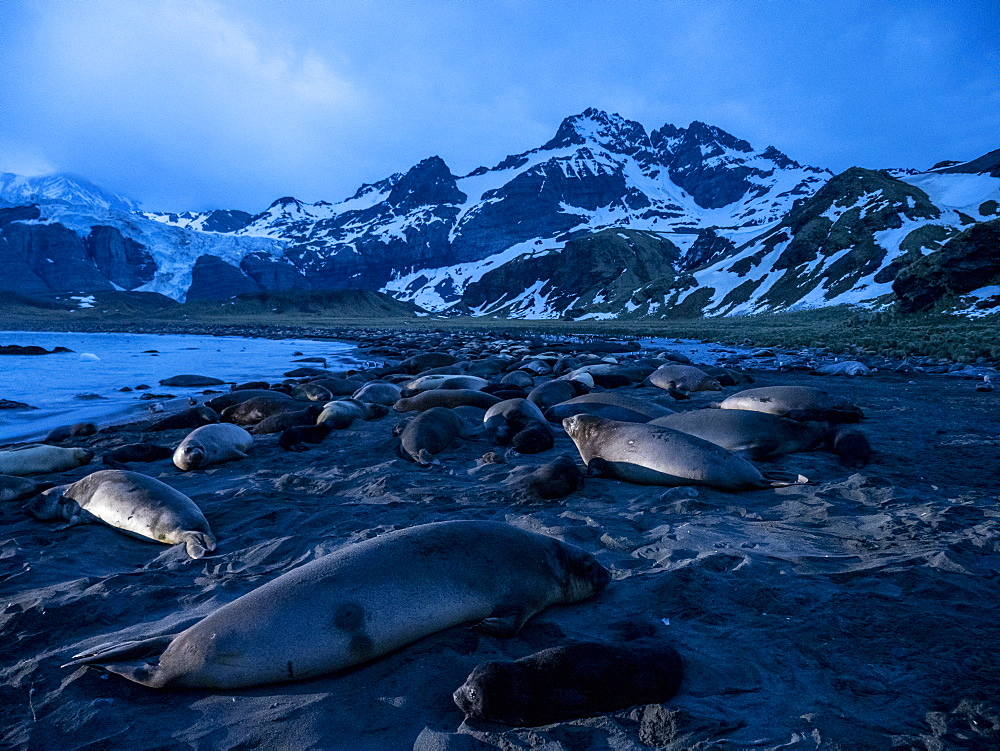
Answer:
[0,399,37,410]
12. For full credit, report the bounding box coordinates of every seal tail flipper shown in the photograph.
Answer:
[474,606,529,637]
[63,634,176,668]
[181,532,217,559]
[416,449,440,467]
[104,662,170,688]
[760,470,810,488]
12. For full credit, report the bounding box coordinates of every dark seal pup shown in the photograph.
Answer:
[102,443,174,470]
[454,640,683,726]
[44,422,98,444]
[64,520,610,689]
[514,455,584,500]
[279,423,333,452]
[148,406,219,431]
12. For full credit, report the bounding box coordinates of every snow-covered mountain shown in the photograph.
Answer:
[0,172,141,213]
[2,110,998,317]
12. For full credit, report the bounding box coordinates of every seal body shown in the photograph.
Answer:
[563,414,806,490]
[649,365,722,393]
[44,422,98,444]
[317,399,385,429]
[69,520,610,689]
[25,470,215,559]
[484,399,548,445]
[515,456,584,499]
[527,381,579,412]
[252,406,323,434]
[399,407,462,465]
[148,406,219,432]
[351,382,402,406]
[291,383,333,402]
[102,443,173,469]
[279,424,332,451]
[205,389,286,413]
[545,393,675,424]
[0,474,50,502]
[402,375,488,396]
[394,390,502,412]
[0,445,92,476]
[718,386,863,423]
[221,396,302,426]
[649,409,828,459]
[173,424,253,471]
[454,640,682,726]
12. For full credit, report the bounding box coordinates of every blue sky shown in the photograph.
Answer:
[0,0,997,212]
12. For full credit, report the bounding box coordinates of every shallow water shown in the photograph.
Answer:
[0,331,365,444]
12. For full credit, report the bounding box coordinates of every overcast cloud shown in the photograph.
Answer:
[0,0,997,212]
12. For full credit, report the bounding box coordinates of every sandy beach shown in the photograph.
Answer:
[1,340,998,750]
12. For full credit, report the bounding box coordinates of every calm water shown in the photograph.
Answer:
[0,331,367,444]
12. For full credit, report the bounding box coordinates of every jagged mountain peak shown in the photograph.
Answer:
[542,108,650,154]
[930,147,1000,178]
[0,171,140,213]
[387,155,466,211]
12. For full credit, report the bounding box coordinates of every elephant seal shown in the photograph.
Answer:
[649,364,722,394]
[205,389,287,413]
[562,414,807,490]
[26,470,215,559]
[0,445,93,476]
[510,421,555,454]
[44,422,98,444]
[0,474,51,502]
[527,380,579,412]
[221,396,303,426]
[484,399,548,445]
[251,405,323,435]
[351,381,402,406]
[830,426,873,467]
[402,374,488,396]
[317,399,387,429]
[454,640,682,726]
[500,371,535,390]
[310,377,363,396]
[545,393,675,424]
[279,424,333,452]
[148,406,219,432]
[513,456,584,500]
[291,383,334,402]
[173,424,253,471]
[396,351,458,375]
[64,520,610,689]
[394,390,501,413]
[718,386,864,423]
[399,407,464,465]
[232,381,271,391]
[649,410,829,460]
[159,375,225,387]
[102,443,174,469]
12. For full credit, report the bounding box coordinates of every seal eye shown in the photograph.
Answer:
[467,687,477,699]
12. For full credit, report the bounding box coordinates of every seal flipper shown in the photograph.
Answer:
[104,661,171,688]
[63,634,176,668]
[760,470,810,488]
[474,605,529,637]
[181,531,217,559]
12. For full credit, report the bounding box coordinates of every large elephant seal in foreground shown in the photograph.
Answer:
[0,445,93,476]
[718,386,863,423]
[563,414,807,490]
[65,520,610,689]
[649,409,829,459]
[173,424,253,471]
[25,470,215,559]
[454,640,683,726]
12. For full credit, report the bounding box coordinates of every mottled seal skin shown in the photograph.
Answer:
[44,422,98,444]
[545,393,675,425]
[454,640,682,726]
[830,426,873,467]
[66,520,610,689]
[148,406,219,432]
[205,389,286,413]
[0,474,52,502]
[399,407,463,465]
[25,470,215,559]
[221,396,303,426]
[563,414,807,491]
[718,386,864,423]
[0,445,93,476]
[649,364,722,393]
[251,405,323,435]
[279,423,332,452]
[173,424,253,471]
[102,443,174,470]
[394,390,502,413]
[649,410,829,460]
[516,455,584,499]
[351,381,403,406]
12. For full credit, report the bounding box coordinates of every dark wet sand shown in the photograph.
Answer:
[1,368,998,750]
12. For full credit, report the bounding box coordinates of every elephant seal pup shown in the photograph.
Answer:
[0,474,51,502]
[279,423,333,452]
[25,470,215,558]
[173,424,253,471]
[205,389,287,413]
[394,389,501,413]
[830,426,873,467]
[0,445,93,476]
[401,374,488,396]
[317,399,387,429]
[563,414,807,490]
[718,386,864,423]
[351,381,402,406]
[649,410,829,460]
[484,399,547,445]
[148,406,219,432]
[649,364,722,394]
[44,422,98,444]
[252,405,323,435]
[102,443,174,470]
[510,421,555,454]
[399,407,464,465]
[291,383,333,402]
[545,393,675,424]
[513,455,584,500]
[221,395,303,426]
[65,520,610,689]
[454,640,682,726]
